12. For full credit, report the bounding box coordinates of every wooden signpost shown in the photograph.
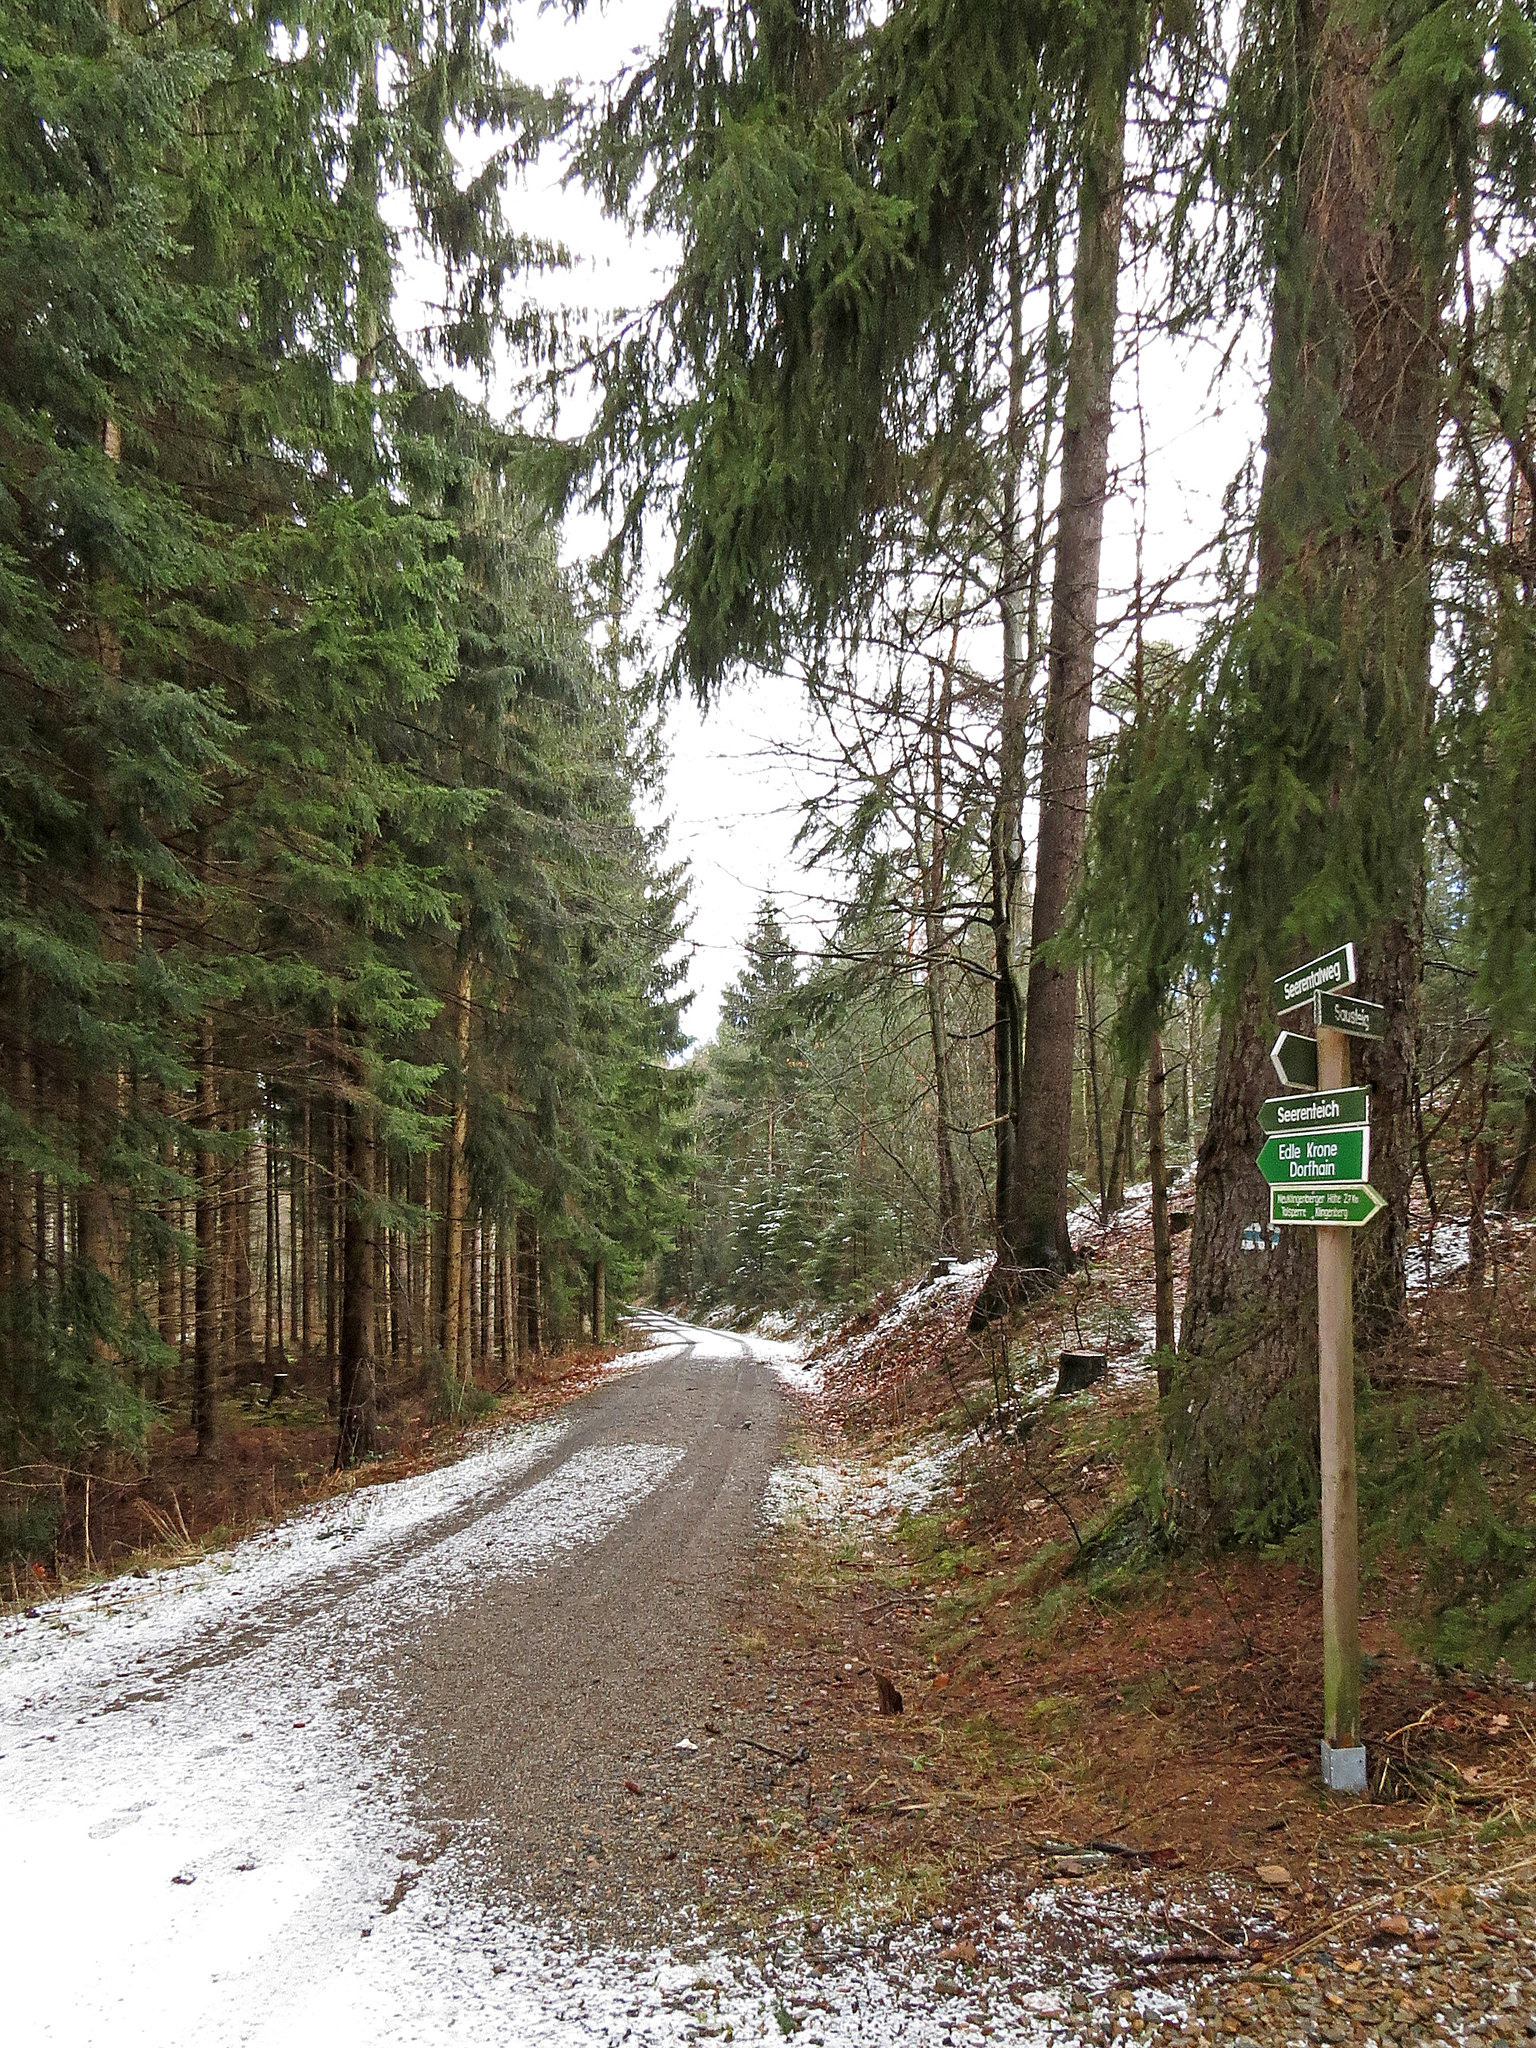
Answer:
[1269,943,1383,1796]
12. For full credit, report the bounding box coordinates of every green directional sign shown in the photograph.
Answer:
[1271,1031,1319,1090]
[1316,991,1385,1040]
[1258,1124,1370,1187]
[1259,1088,1370,1136]
[1270,1183,1387,1229]
[1275,943,1357,1013]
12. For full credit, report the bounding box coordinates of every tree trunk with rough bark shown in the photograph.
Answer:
[512,1212,528,1376]
[442,952,472,1382]
[157,1097,179,1375]
[1008,91,1126,1289]
[975,203,1033,1324]
[1104,1066,1137,1219]
[1149,1028,1175,1387]
[325,1085,339,1414]
[263,1131,278,1375]
[973,88,1128,1324]
[193,1014,218,1456]
[1171,4,1446,1536]
[335,1097,378,1467]
[923,648,966,1253]
[1501,1054,1536,1212]
[302,1099,318,1369]
[390,1152,412,1382]
[76,1072,116,1294]
[522,1217,542,1358]
[230,1096,254,1374]
[1083,964,1107,1206]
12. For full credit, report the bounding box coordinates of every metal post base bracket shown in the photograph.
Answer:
[1320,1741,1367,1794]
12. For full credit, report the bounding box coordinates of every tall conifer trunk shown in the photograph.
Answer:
[78,287,123,1323]
[231,1095,254,1372]
[336,1096,378,1466]
[442,951,472,1381]
[1148,1027,1175,1385]
[985,202,1032,1290]
[512,1212,528,1376]
[302,1098,318,1368]
[157,1090,178,1365]
[923,646,965,1253]
[1173,2,1448,1532]
[1505,1053,1536,1212]
[263,1129,276,1374]
[1006,88,1126,1287]
[325,1088,339,1414]
[193,1013,218,1455]
[975,75,1129,1321]
[1104,1065,1137,1217]
[412,1153,429,1375]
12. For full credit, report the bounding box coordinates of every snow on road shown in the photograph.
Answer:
[0,1415,687,2046]
[0,1418,569,1716]
[0,1321,1082,2046]
[626,1308,821,1393]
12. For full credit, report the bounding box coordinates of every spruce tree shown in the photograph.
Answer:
[586,0,1180,1312]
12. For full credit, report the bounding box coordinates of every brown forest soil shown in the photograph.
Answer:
[698,1205,1536,2036]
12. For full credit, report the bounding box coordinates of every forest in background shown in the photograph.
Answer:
[596,0,1536,1561]
[0,0,693,1568]
[4,0,1536,1605]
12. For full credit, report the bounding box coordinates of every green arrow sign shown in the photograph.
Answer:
[1271,1031,1319,1090]
[1316,991,1385,1040]
[1259,1087,1370,1136]
[1258,1125,1370,1187]
[1275,943,1357,1013]
[1270,1184,1387,1229]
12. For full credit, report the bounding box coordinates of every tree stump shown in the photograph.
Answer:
[1056,1350,1107,1396]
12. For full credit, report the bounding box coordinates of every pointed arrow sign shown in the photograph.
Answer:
[1271,1031,1319,1090]
[1259,1087,1370,1136]
[1270,1184,1387,1229]
[1258,1125,1370,1187]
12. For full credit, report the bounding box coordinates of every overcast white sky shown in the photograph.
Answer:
[417,0,1267,1044]
[394,0,821,1042]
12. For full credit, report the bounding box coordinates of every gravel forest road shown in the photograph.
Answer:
[1,1316,860,2048]
[12,1315,1536,2048]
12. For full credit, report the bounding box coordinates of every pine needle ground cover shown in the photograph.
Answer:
[703,1207,1536,2036]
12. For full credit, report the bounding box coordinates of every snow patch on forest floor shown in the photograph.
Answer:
[1067,1165,1199,1252]
[1407,1216,1472,1292]
[764,1434,962,1536]
[264,1876,1129,2046]
[829,1257,992,1379]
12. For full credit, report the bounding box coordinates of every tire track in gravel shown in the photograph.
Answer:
[0,1319,797,2045]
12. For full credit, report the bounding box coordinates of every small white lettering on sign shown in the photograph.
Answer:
[1275,1100,1341,1124]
